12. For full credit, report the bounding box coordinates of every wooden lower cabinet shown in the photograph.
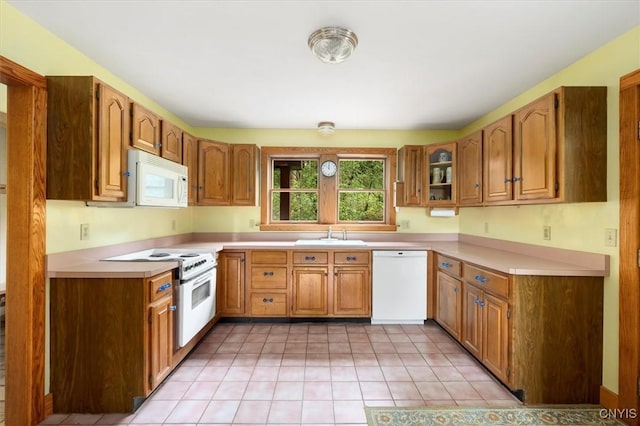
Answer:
[292,266,329,316]
[217,251,246,316]
[435,252,604,404]
[333,267,370,316]
[248,250,289,316]
[435,270,462,340]
[50,270,175,413]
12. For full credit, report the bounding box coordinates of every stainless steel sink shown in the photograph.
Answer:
[295,239,368,246]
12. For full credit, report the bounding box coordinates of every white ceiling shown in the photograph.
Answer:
[7,0,640,131]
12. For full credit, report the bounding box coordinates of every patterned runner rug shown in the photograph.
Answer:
[365,406,627,425]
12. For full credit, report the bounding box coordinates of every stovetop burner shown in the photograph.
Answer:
[149,252,171,258]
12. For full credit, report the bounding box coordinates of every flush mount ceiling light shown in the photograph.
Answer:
[308,26,358,64]
[317,121,335,135]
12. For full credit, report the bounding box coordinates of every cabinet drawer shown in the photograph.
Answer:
[293,251,328,264]
[250,293,287,316]
[148,271,174,302]
[437,254,461,277]
[251,267,287,289]
[463,264,509,298]
[334,251,370,265]
[252,250,288,264]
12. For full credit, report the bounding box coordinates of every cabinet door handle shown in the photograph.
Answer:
[504,178,511,183]
[346,256,357,262]
[474,183,480,188]
[440,262,452,268]
[512,177,522,182]
[474,275,487,284]
[477,300,485,307]
[454,287,459,293]
[305,256,316,261]
[157,282,172,292]
[170,305,177,311]
[263,271,274,277]
[262,298,273,303]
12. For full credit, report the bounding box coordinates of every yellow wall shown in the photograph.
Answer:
[2,0,639,396]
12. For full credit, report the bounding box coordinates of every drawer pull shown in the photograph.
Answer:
[304,256,316,261]
[157,282,172,292]
[475,275,487,284]
[440,262,452,268]
[262,298,274,303]
[263,271,274,277]
[346,256,357,262]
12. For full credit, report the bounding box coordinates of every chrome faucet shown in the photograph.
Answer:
[327,226,333,239]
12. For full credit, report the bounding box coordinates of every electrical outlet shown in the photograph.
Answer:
[249,219,256,228]
[80,223,90,240]
[543,225,551,240]
[400,220,410,229]
[605,228,617,247]
[484,222,489,233]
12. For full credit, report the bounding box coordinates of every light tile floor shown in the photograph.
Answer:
[38,321,520,425]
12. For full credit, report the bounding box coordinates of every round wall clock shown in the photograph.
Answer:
[321,160,337,177]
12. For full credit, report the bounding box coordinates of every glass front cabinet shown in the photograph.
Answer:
[425,142,457,206]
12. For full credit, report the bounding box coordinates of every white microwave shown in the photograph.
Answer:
[127,149,188,208]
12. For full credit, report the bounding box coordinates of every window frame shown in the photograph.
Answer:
[260,147,397,231]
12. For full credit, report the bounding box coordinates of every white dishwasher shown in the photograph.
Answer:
[372,250,427,324]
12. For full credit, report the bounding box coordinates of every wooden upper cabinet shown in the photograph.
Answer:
[483,115,514,203]
[182,132,198,206]
[513,92,557,201]
[425,141,457,206]
[160,120,183,163]
[197,139,231,205]
[231,144,260,206]
[397,145,424,206]
[458,131,483,206]
[46,76,129,202]
[131,103,161,155]
[482,86,606,205]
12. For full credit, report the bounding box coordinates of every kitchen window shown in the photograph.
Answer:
[260,147,397,231]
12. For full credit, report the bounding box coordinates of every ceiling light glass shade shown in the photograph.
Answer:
[308,27,358,64]
[317,121,335,135]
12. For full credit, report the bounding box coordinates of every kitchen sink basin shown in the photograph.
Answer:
[295,239,368,246]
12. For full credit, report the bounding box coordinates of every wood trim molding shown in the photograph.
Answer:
[600,386,619,410]
[44,394,53,417]
[0,56,48,426]
[619,67,640,426]
[0,56,47,89]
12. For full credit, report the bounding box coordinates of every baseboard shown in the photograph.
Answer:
[600,386,618,409]
[44,393,53,417]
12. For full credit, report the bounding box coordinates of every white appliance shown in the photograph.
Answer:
[129,149,188,208]
[372,250,427,324]
[104,248,217,347]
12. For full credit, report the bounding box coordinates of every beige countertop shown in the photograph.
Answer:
[46,236,609,279]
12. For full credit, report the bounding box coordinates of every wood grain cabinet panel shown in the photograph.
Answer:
[435,270,462,340]
[333,267,370,316]
[47,76,129,201]
[458,131,483,206]
[425,142,457,207]
[217,251,245,316]
[181,132,198,205]
[160,120,182,163]
[291,267,329,316]
[131,103,161,155]
[231,144,260,206]
[197,139,231,205]
[483,115,514,203]
[50,270,175,413]
[397,145,424,206]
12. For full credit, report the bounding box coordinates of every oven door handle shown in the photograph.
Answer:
[190,268,216,288]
